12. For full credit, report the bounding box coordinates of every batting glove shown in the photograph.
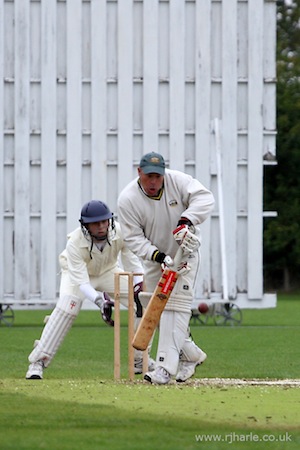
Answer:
[161,257,190,275]
[177,217,195,233]
[152,250,174,267]
[175,260,191,275]
[95,292,114,327]
[173,224,200,254]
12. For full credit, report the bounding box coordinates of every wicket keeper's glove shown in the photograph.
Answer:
[133,281,143,318]
[95,292,114,327]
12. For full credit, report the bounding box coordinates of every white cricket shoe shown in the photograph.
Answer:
[26,361,44,380]
[176,351,207,383]
[134,357,156,374]
[144,366,171,385]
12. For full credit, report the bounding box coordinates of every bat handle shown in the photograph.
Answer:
[172,246,184,268]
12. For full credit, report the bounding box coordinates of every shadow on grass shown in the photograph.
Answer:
[1,390,300,450]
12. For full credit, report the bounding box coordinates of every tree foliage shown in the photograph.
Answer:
[263,0,300,290]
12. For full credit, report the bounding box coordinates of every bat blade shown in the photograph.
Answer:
[132,268,179,351]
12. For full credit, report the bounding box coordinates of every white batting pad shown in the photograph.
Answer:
[28,306,76,368]
[180,336,205,362]
[156,310,190,375]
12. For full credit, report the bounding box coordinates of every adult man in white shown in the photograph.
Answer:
[25,200,153,379]
[118,152,215,384]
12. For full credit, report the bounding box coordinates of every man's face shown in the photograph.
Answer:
[138,168,164,196]
[87,220,109,240]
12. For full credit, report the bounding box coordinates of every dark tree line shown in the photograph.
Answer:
[263,0,300,291]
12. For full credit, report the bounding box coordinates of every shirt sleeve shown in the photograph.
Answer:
[176,173,215,226]
[117,191,158,261]
[119,244,144,275]
[65,239,90,286]
[79,282,99,302]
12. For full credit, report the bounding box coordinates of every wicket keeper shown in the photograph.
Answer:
[25,200,153,379]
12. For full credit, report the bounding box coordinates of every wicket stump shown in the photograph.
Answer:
[114,272,148,380]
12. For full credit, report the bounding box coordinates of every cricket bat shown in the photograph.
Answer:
[132,247,184,351]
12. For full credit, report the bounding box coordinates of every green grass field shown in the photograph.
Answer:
[1,294,300,449]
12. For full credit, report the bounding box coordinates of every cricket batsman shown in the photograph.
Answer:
[118,152,215,384]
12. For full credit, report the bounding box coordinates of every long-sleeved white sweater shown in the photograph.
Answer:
[117,169,215,261]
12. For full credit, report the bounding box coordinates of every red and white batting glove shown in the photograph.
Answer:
[175,260,191,275]
[161,257,190,275]
[173,224,199,254]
